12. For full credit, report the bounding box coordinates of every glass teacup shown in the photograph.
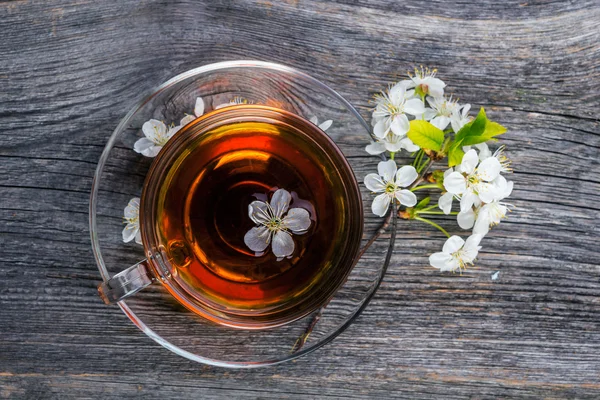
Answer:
[91,61,388,367]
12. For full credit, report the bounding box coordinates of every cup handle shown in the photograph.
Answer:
[98,260,155,304]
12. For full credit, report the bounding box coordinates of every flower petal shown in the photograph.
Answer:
[248,200,271,224]
[133,138,161,157]
[390,114,410,136]
[457,209,475,229]
[270,188,292,218]
[477,183,499,203]
[404,98,425,115]
[477,157,501,182]
[372,193,391,217]
[395,165,418,188]
[460,149,479,175]
[272,230,294,258]
[122,223,139,243]
[194,97,205,117]
[430,115,450,130]
[426,78,446,98]
[460,191,479,212]
[443,235,465,254]
[244,226,272,252]
[364,173,386,192]
[180,114,196,126]
[373,118,389,139]
[389,82,406,102]
[438,192,453,214]
[378,159,397,182]
[462,234,482,261]
[399,137,420,152]
[384,139,404,152]
[124,198,140,219]
[473,210,491,236]
[444,172,467,194]
[429,252,453,270]
[283,208,311,233]
[423,108,437,121]
[134,230,143,245]
[365,142,387,155]
[318,120,333,131]
[142,119,167,141]
[310,116,319,125]
[395,189,417,207]
[475,143,491,160]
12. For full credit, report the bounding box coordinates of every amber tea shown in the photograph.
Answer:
[141,106,363,328]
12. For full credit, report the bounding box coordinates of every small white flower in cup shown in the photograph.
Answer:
[309,116,333,132]
[364,160,418,217]
[372,82,425,139]
[122,197,142,245]
[244,189,312,260]
[429,234,482,273]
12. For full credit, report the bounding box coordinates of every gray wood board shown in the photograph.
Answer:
[1,0,599,398]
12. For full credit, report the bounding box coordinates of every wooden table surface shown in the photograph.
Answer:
[1,0,599,398]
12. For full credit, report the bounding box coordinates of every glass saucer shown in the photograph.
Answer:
[90,60,395,368]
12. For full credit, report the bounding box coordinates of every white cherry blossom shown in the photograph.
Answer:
[429,234,482,272]
[122,197,142,245]
[364,160,418,217]
[444,149,502,211]
[244,189,312,260]
[423,96,459,130]
[365,133,419,155]
[402,66,446,98]
[372,82,425,139]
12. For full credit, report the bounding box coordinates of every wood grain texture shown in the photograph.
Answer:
[1,0,599,398]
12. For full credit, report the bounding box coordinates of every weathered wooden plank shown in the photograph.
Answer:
[1,0,600,398]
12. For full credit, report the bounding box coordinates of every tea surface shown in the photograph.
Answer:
[154,107,361,322]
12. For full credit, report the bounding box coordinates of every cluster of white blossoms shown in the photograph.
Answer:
[364,67,515,273]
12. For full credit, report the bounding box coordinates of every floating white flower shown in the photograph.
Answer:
[309,116,333,132]
[423,96,459,130]
[372,82,425,139]
[444,149,503,211]
[403,66,446,98]
[179,97,206,126]
[429,234,482,272]
[365,134,419,155]
[122,197,142,245]
[364,160,418,217]
[244,189,312,260]
[450,103,471,133]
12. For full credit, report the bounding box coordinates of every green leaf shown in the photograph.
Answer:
[407,120,445,151]
[415,196,431,210]
[455,107,506,146]
[447,140,465,167]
